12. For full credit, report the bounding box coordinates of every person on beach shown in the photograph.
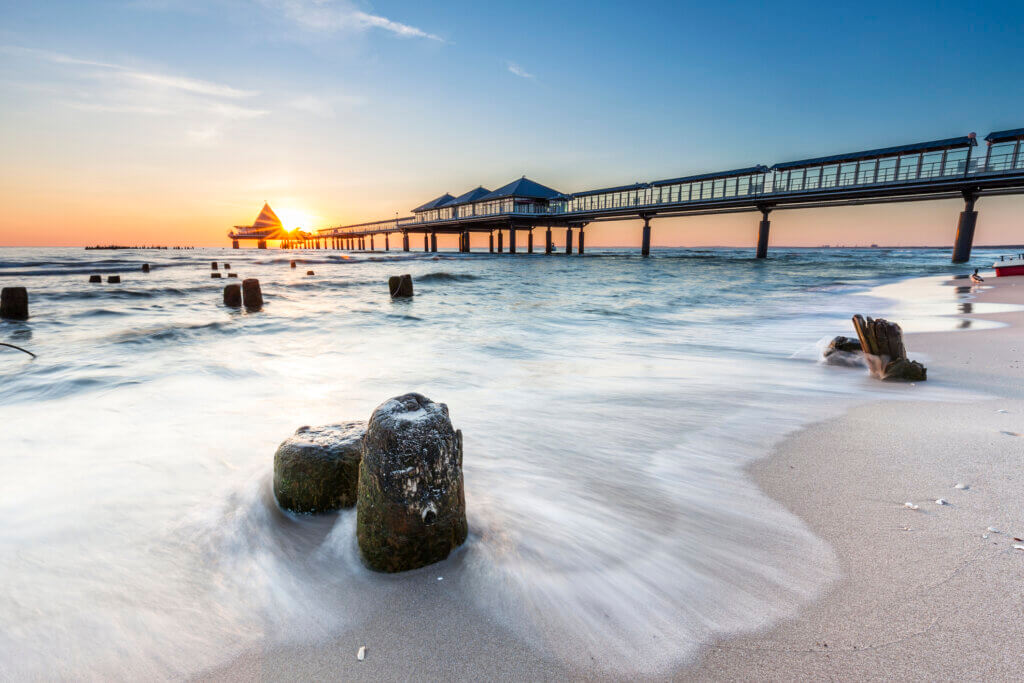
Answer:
[970,268,984,284]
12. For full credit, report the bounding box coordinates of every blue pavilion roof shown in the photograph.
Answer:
[771,136,976,171]
[412,193,456,213]
[985,128,1024,143]
[449,186,492,205]
[478,177,562,201]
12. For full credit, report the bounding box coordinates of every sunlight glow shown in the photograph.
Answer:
[274,207,316,232]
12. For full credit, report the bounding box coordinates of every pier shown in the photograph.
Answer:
[236,127,1024,262]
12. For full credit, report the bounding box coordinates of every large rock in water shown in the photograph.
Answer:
[273,422,366,513]
[357,393,467,572]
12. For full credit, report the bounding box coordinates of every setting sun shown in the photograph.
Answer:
[273,208,318,232]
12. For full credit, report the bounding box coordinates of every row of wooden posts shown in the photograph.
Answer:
[298,227,587,255]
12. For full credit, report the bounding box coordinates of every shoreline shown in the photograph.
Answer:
[690,275,1024,680]
[196,274,1024,682]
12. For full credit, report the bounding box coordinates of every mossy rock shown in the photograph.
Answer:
[273,422,366,513]
[357,393,467,572]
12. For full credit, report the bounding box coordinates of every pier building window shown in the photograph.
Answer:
[790,169,805,191]
[857,160,877,184]
[897,154,919,181]
[920,152,943,178]
[712,179,724,198]
[837,163,857,186]
[986,142,1018,171]
[943,149,968,175]
[820,165,838,188]
[876,158,897,182]
[737,176,751,195]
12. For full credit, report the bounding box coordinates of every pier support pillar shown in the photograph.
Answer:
[232,240,239,249]
[579,229,585,255]
[385,234,389,251]
[952,191,979,263]
[756,208,771,259]
[489,232,494,253]
[498,230,504,253]
[402,232,409,251]
[528,230,534,253]
[370,236,375,251]
[546,227,553,254]
[424,234,429,252]
[565,228,573,255]
[462,231,470,253]
[432,232,438,253]
[641,216,651,257]
[258,240,267,250]
[510,227,517,254]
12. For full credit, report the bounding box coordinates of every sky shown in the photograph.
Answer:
[1,0,1023,248]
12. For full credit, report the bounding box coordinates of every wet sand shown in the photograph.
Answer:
[693,276,1024,680]
[199,276,1024,682]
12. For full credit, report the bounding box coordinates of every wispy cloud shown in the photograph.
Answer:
[507,61,534,79]
[264,0,444,41]
[1,45,256,98]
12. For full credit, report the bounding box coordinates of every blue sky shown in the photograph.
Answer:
[1,0,1023,245]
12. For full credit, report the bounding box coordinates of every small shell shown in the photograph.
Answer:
[987,526,1000,533]
[954,483,969,490]
[1013,545,1024,551]
[357,646,366,661]
[904,502,919,510]
[935,499,948,506]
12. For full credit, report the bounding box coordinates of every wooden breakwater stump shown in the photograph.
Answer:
[357,393,467,572]
[89,275,102,283]
[388,274,414,298]
[227,272,238,278]
[242,278,263,310]
[0,287,29,320]
[852,315,927,381]
[274,422,367,513]
[211,261,218,270]
[107,275,121,284]
[306,270,315,276]
[223,263,230,270]
[290,260,297,269]
[223,283,242,307]
[211,272,222,279]
[141,263,150,273]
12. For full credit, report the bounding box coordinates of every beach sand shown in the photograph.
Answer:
[692,276,1024,680]
[199,277,1024,682]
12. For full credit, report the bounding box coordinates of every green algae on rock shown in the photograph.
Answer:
[273,422,366,513]
[357,393,467,573]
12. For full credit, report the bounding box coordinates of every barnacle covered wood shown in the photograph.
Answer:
[357,393,467,572]
[273,422,366,513]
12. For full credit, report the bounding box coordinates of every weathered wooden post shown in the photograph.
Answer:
[211,272,222,278]
[89,275,102,283]
[388,274,414,298]
[290,260,297,268]
[0,287,28,320]
[141,263,150,273]
[223,283,242,307]
[274,422,366,513]
[851,315,926,380]
[356,393,467,572]
[107,275,121,284]
[242,278,263,310]
[211,261,218,270]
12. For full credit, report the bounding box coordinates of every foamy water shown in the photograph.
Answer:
[0,246,1008,678]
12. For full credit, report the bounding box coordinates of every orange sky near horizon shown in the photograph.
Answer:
[1,187,1021,250]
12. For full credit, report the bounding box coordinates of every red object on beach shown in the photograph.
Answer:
[993,255,1024,277]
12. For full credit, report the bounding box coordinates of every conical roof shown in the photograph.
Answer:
[253,203,283,229]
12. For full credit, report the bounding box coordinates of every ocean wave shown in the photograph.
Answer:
[417,271,482,283]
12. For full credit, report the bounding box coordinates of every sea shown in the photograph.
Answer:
[0,245,1012,678]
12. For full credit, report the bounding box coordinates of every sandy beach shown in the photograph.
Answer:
[693,276,1024,680]
[197,275,1024,682]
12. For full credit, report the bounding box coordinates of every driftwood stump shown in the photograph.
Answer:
[388,274,414,298]
[851,315,926,381]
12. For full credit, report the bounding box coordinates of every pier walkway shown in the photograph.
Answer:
[302,127,1024,262]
